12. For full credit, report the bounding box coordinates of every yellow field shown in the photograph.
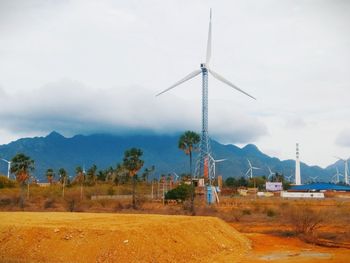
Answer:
[0,212,250,263]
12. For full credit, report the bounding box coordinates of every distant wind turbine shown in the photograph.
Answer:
[245,159,260,179]
[286,174,293,182]
[208,154,226,183]
[334,156,349,185]
[309,175,318,183]
[172,172,179,182]
[332,167,343,184]
[267,166,274,181]
[156,9,256,184]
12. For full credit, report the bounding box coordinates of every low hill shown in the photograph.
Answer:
[0,131,334,182]
[0,212,250,263]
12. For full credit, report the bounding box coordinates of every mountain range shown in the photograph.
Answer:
[0,131,343,183]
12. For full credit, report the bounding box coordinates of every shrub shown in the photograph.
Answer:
[43,198,55,209]
[284,205,324,236]
[266,208,276,217]
[0,176,16,188]
[165,184,193,201]
[242,209,251,215]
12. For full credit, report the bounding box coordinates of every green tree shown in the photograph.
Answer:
[248,176,266,190]
[178,131,200,214]
[46,168,55,185]
[10,153,35,207]
[122,148,144,209]
[165,183,193,201]
[178,131,200,176]
[225,177,237,188]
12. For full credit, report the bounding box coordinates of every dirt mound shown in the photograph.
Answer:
[0,212,250,262]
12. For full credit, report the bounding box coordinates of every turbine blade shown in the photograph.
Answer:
[215,159,226,162]
[208,68,256,100]
[247,159,252,168]
[156,69,201,96]
[206,8,212,65]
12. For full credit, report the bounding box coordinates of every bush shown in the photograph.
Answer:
[242,209,251,215]
[284,205,324,236]
[43,198,56,209]
[165,184,193,201]
[266,208,276,217]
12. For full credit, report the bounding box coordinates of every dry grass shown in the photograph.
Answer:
[1,185,350,246]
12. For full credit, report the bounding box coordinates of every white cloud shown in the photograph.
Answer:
[0,79,267,142]
[336,129,350,148]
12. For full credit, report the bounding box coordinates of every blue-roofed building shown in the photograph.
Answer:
[290,183,350,192]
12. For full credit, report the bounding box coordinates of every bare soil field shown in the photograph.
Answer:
[232,223,350,263]
[0,212,250,263]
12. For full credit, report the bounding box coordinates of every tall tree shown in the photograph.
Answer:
[75,166,85,200]
[178,131,200,176]
[58,168,68,197]
[10,153,35,207]
[123,148,144,209]
[178,131,200,214]
[46,168,55,185]
[86,164,97,185]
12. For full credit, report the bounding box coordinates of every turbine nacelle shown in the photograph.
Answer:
[200,63,208,69]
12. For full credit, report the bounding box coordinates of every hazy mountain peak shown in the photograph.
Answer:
[46,131,65,139]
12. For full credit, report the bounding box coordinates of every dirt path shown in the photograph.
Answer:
[0,212,250,263]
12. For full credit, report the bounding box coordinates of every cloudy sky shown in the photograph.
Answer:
[0,0,349,167]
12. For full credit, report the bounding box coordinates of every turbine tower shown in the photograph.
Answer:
[295,143,301,185]
[1,158,11,179]
[156,9,255,183]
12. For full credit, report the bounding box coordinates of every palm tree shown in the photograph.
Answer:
[178,131,200,214]
[178,131,200,176]
[86,164,97,185]
[58,168,67,197]
[46,168,55,185]
[123,148,144,209]
[10,153,35,208]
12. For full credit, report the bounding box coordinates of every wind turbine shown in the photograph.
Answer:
[208,154,226,183]
[334,156,349,185]
[245,159,260,179]
[267,166,274,181]
[1,158,11,179]
[332,167,343,184]
[309,175,318,183]
[172,172,179,182]
[156,9,255,184]
[286,174,293,182]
